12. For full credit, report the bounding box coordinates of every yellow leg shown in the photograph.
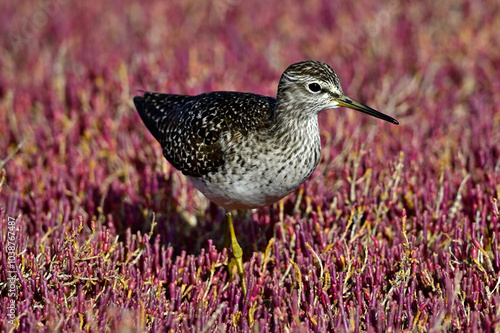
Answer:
[226,210,247,297]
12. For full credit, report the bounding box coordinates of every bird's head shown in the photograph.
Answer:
[277,60,399,125]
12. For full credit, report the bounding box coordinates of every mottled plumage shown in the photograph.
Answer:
[134,60,397,210]
[134,92,275,178]
[134,60,398,295]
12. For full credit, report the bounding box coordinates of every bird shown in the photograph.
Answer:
[133,60,399,296]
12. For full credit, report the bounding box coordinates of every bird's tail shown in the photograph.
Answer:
[134,92,196,143]
[133,94,164,142]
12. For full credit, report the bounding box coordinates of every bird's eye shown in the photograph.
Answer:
[308,83,322,93]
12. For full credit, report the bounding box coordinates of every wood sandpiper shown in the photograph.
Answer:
[134,60,399,296]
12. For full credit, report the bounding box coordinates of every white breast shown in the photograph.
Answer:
[187,119,321,210]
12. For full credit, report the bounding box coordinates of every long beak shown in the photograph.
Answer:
[335,95,399,125]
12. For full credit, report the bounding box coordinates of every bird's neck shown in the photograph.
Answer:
[271,88,318,136]
[269,99,321,151]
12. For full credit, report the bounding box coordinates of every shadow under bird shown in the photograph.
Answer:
[133,60,399,296]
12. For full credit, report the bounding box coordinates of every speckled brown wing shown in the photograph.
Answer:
[134,91,276,177]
